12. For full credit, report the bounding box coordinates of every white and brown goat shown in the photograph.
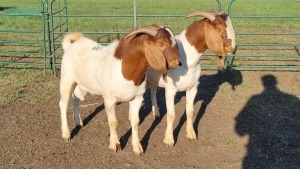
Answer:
[59,24,181,155]
[146,10,236,146]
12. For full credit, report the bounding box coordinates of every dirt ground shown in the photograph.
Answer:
[1,70,299,169]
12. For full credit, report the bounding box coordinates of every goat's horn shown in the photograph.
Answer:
[206,9,222,15]
[150,23,164,29]
[184,10,217,21]
[125,25,160,39]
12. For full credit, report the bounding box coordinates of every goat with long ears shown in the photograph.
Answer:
[146,10,236,146]
[59,24,181,155]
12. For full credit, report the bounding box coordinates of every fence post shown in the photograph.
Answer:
[133,0,137,28]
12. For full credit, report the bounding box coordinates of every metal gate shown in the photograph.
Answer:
[0,0,48,73]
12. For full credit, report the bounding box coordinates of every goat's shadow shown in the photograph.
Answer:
[70,104,105,140]
[172,69,243,144]
[133,69,242,152]
[70,69,242,152]
[119,87,170,151]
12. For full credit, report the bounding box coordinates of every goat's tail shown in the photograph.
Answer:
[62,32,84,50]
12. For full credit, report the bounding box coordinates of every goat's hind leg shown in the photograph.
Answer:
[59,78,75,141]
[73,85,86,126]
[150,85,160,118]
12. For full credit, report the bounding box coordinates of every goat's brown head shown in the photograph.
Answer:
[185,10,236,69]
[125,24,181,79]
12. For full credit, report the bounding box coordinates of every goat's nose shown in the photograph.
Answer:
[178,61,182,66]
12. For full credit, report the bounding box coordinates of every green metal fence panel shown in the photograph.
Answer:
[0,0,49,73]
[48,0,223,74]
[227,0,300,70]
[3,0,298,73]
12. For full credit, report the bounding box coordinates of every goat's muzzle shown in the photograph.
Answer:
[164,45,181,69]
[217,56,225,69]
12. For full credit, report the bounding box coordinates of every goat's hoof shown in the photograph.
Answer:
[186,130,196,140]
[152,109,160,119]
[133,144,144,156]
[109,143,121,153]
[154,114,160,120]
[78,120,83,127]
[186,134,197,141]
[62,131,70,141]
[163,135,174,147]
[62,137,70,142]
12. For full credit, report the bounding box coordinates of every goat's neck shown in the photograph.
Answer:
[115,41,148,86]
[176,20,209,68]
[185,20,208,54]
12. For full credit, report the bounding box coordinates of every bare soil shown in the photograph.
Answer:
[1,70,299,169]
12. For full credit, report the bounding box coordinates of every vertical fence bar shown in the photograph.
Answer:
[64,0,68,32]
[49,0,56,75]
[215,0,222,12]
[40,0,48,74]
[133,0,137,28]
[228,0,236,16]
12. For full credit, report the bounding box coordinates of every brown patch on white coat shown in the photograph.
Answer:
[115,24,180,85]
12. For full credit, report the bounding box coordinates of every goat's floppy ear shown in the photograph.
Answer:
[204,23,226,56]
[144,43,167,75]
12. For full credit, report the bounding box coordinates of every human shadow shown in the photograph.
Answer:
[235,74,300,168]
[173,69,243,143]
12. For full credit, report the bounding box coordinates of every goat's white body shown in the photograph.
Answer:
[226,17,236,50]
[147,30,202,145]
[148,30,201,90]
[60,36,145,154]
[62,38,145,100]
[147,15,235,146]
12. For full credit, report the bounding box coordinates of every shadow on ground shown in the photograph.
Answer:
[235,74,300,168]
[139,69,243,151]
[69,69,243,153]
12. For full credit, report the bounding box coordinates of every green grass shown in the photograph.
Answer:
[0,68,58,106]
[1,0,298,32]
[1,0,299,42]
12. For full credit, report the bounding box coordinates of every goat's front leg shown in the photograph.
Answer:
[150,85,160,118]
[163,88,177,146]
[104,100,121,152]
[129,96,144,155]
[185,85,197,140]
